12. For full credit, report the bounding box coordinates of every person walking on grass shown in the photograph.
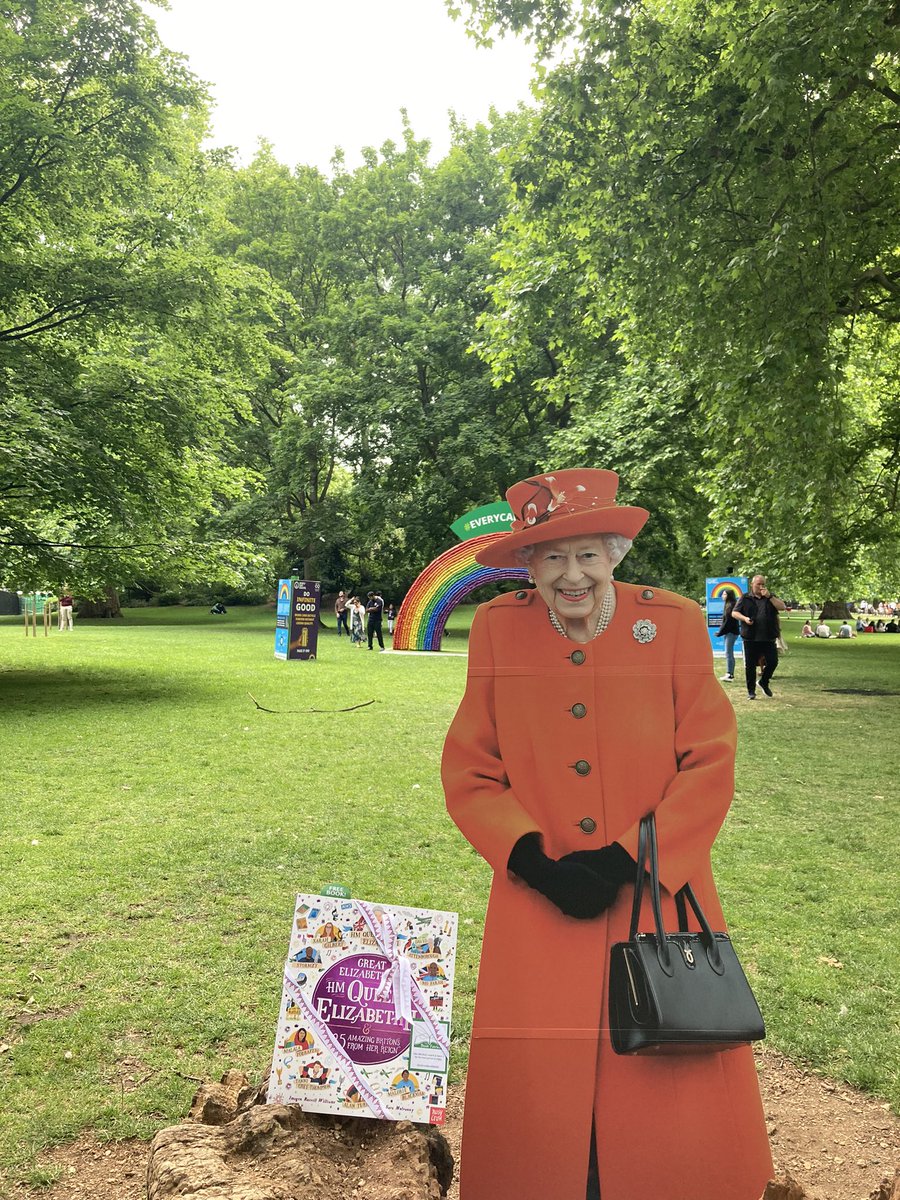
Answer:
[335,590,350,637]
[349,597,365,647]
[734,574,786,699]
[714,587,739,680]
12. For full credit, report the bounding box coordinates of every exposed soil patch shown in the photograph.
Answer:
[761,1048,899,1199]
[13,1004,81,1028]
[17,1049,899,1200]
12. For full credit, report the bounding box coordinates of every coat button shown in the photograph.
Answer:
[574,759,591,776]
[571,703,587,719]
[642,589,654,599]
[570,650,586,665]
[515,591,527,599]
[579,817,597,834]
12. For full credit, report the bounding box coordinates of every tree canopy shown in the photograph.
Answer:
[3,0,899,602]
[204,114,559,596]
[460,0,900,596]
[0,0,267,593]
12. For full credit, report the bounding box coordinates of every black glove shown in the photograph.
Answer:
[507,834,620,919]
[557,842,638,886]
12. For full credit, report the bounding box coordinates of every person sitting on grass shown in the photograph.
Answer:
[837,621,855,639]
[801,619,814,638]
[815,620,831,638]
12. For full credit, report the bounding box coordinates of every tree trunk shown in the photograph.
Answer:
[819,600,849,619]
[147,1090,453,1199]
[77,588,122,618]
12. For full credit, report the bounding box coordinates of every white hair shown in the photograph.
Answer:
[515,534,633,569]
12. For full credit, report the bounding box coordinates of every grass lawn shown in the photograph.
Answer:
[0,603,898,1191]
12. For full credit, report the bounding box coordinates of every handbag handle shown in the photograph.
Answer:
[628,813,723,971]
[628,815,650,939]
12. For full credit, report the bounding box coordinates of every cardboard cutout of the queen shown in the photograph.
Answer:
[267,893,458,1124]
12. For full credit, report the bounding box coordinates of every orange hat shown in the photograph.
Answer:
[474,470,649,569]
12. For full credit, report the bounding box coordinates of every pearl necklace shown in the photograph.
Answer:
[547,585,615,641]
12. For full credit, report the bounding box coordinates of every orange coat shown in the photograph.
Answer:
[442,584,773,1200]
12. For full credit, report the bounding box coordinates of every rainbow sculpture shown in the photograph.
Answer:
[393,533,529,652]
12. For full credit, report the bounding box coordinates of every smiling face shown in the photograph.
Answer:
[530,537,614,628]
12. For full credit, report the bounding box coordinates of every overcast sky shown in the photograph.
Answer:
[144,0,538,173]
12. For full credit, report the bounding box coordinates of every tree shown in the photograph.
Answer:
[0,1,268,593]
[454,0,900,597]
[203,144,361,582]
[333,114,558,591]
[209,113,561,594]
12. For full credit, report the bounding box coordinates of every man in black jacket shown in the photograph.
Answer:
[734,575,787,699]
[365,590,385,650]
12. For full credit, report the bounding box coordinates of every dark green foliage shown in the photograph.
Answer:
[209,116,558,595]
[459,0,900,596]
[0,1,268,593]
[5,0,899,601]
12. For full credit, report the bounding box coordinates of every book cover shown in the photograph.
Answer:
[266,893,457,1124]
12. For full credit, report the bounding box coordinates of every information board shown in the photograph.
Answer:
[274,578,321,660]
[705,576,747,657]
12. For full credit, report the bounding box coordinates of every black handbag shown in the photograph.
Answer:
[608,813,765,1054]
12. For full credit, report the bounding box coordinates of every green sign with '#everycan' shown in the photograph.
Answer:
[449,502,514,542]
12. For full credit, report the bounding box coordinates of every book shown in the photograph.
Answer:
[266,892,457,1124]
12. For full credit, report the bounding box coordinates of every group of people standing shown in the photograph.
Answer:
[334,589,395,650]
